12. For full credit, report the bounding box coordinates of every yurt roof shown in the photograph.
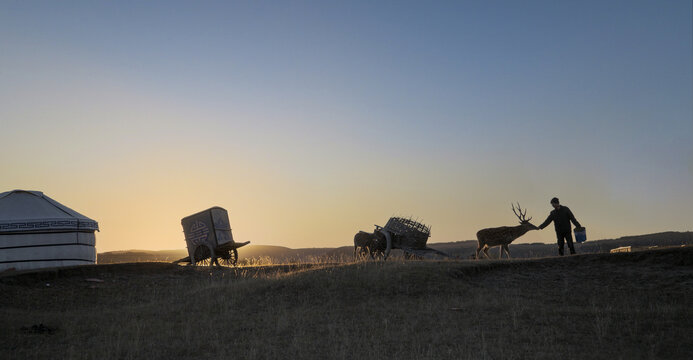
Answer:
[0,190,99,234]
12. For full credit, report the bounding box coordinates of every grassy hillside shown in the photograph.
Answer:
[2,247,692,359]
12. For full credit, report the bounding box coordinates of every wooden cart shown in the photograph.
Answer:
[354,217,451,260]
[173,207,249,266]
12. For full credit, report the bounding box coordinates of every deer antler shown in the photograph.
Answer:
[512,202,532,222]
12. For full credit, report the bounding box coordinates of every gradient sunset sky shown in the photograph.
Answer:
[1,1,691,252]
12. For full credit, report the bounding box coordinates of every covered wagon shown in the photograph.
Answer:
[174,207,249,266]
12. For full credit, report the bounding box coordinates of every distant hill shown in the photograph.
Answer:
[97,231,693,264]
[97,249,187,264]
[430,231,693,259]
[96,245,357,264]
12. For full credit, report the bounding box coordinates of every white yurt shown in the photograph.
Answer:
[0,190,99,272]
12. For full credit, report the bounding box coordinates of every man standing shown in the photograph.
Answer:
[538,197,582,256]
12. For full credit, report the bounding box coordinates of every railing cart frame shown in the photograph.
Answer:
[354,217,451,260]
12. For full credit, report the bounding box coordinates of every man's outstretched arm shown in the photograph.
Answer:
[538,213,553,230]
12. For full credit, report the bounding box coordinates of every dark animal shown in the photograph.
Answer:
[476,203,539,259]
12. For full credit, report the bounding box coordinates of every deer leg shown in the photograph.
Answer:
[476,243,487,259]
[503,244,511,259]
[483,246,490,259]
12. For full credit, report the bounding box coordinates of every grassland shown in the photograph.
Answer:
[1,248,692,359]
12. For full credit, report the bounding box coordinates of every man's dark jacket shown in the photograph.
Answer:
[538,206,581,234]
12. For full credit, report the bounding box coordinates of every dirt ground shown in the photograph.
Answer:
[1,248,691,359]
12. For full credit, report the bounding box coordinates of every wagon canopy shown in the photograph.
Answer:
[181,207,234,260]
[0,190,99,272]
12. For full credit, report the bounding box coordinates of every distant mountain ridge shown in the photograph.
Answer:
[97,231,693,264]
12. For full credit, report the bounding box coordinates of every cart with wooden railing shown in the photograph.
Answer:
[354,217,450,260]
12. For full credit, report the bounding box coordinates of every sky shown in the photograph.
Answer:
[1,1,691,252]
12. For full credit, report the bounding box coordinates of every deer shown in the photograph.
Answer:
[476,203,539,259]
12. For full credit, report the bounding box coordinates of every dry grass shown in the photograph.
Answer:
[238,252,356,266]
[1,248,691,359]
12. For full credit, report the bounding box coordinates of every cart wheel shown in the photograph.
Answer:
[192,244,215,267]
[219,248,239,266]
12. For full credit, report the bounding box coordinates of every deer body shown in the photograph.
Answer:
[476,203,538,259]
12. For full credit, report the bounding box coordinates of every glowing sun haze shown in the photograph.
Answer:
[1,1,691,252]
